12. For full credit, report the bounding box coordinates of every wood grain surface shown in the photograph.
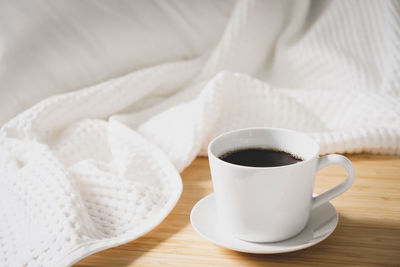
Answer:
[75,154,400,266]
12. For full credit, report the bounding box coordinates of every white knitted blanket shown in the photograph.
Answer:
[1,0,399,266]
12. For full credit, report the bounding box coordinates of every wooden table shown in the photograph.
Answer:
[75,155,400,266]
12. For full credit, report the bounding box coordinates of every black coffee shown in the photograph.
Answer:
[218,148,302,167]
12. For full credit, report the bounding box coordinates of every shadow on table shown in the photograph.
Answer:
[227,214,400,266]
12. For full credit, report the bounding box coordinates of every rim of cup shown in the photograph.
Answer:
[208,127,320,170]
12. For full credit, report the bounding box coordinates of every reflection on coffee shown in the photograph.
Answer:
[218,148,303,167]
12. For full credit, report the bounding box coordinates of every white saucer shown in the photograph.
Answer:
[190,193,338,254]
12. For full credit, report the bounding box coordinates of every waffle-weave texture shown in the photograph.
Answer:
[1,0,399,266]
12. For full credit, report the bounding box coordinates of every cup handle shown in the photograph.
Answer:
[312,154,354,209]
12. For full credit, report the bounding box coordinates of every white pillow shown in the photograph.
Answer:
[0,0,234,125]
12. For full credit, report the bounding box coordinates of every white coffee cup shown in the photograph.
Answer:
[208,127,354,243]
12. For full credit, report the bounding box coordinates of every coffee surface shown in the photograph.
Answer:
[219,148,302,167]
